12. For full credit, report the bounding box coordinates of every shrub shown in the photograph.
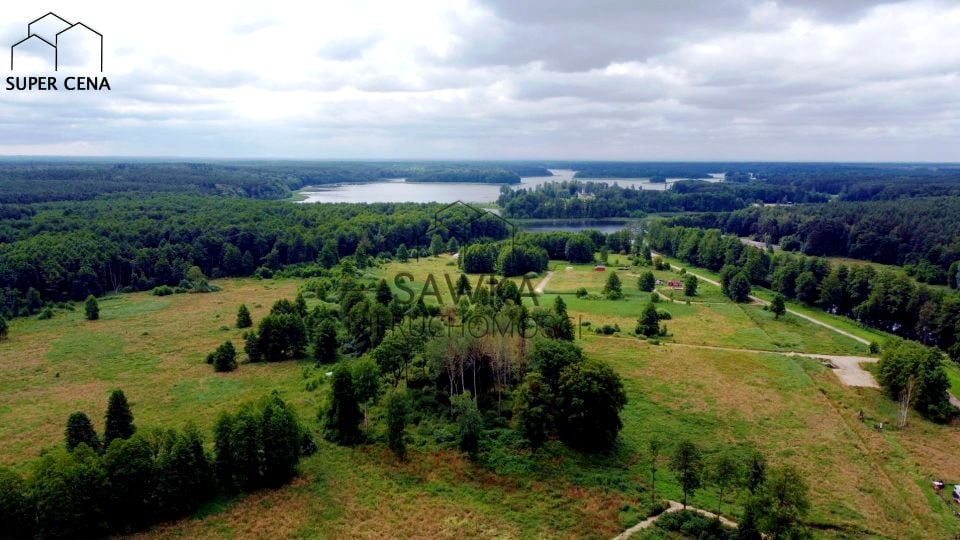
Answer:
[151,286,174,296]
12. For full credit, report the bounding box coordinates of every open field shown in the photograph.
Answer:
[1,265,958,538]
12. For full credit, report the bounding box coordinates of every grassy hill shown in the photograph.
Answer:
[1,259,958,538]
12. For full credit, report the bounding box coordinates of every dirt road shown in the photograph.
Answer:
[650,251,871,346]
[535,271,554,294]
[613,500,738,540]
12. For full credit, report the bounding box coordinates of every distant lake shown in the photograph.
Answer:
[295,170,724,204]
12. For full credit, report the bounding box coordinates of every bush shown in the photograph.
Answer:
[656,510,735,539]
[575,287,588,298]
[207,341,238,372]
[151,285,174,296]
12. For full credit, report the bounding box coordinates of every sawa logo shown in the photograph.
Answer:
[6,12,110,91]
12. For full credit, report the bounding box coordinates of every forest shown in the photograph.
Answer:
[674,197,960,283]
[0,161,549,204]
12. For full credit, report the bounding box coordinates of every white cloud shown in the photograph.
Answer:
[0,0,957,160]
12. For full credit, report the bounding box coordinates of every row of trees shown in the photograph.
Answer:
[0,390,308,539]
[652,439,811,539]
[648,223,960,364]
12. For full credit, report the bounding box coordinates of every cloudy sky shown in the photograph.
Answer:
[1,0,959,160]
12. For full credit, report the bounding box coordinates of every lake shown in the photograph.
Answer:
[295,169,724,204]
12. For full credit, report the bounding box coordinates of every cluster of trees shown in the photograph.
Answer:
[0,195,511,320]
[682,196,960,283]
[0,390,308,539]
[649,223,960,363]
[877,339,953,424]
[650,439,811,540]
[317,284,628,456]
[459,242,549,276]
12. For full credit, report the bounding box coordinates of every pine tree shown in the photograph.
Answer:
[104,389,136,447]
[455,274,472,297]
[552,296,575,340]
[84,295,99,321]
[211,341,238,372]
[603,271,623,299]
[65,411,100,452]
[236,304,252,328]
[683,274,698,296]
[396,244,409,263]
[635,302,661,337]
[375,279,393,306]
[637,271,656,292]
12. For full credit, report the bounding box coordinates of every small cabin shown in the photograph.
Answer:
[667,279,683,290]
[594,265,606,272]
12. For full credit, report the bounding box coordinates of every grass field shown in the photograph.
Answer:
[1,263,958,538]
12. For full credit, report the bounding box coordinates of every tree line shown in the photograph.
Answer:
[680,196,960,283]
[0,390,309,539]
[0,195,511,319]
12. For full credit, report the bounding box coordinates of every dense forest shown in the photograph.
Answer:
[0,195,511,317]
[671,197,960,283]
[0,161,550,204]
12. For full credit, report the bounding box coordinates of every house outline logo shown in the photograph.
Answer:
[10,12,103,72]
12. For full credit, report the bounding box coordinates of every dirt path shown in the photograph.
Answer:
[650,251,871,346]
[663,342,881,388]
[613,500,738,540]
[535,271,554,294]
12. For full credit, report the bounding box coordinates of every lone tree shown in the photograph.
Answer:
[648,437,663,504]
[236,304,252,328]
[669,440,703,509]
[770,294,786,319]
[638,271,656,292]
[385,390,409,458]
[65,412,100,452]
[683,274,698,296]
[207,341,238,372]
[635,302,661,337]
[84,295,99,321]
[603,271,623,300]
[103,389,136,447]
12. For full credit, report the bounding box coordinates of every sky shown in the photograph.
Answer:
[1,0,959,161]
